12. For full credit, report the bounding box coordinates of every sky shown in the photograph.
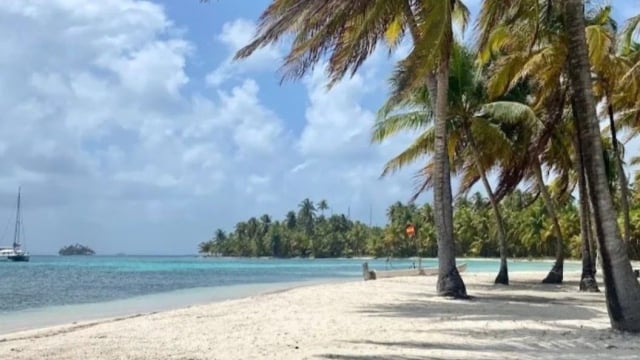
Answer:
[0,0,637,255]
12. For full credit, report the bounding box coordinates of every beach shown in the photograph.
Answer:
[1,271,639,360]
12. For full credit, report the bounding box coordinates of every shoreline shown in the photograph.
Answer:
[0,277,351,336]
[2,271,640,359]
[1,259,632,336]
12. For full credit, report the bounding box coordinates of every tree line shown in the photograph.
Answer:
[200,191,640,260]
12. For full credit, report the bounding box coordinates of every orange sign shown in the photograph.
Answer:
[405,224,416,237]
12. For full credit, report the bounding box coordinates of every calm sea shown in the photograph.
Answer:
[0,256,579,333]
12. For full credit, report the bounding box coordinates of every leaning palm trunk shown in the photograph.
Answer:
[607,101,631,244]
[434,58,467,298]
[533,157,564,284]
[465,127,508,285]
[573,100,599,292]
[578,160,599,291]
[565,0,640,332]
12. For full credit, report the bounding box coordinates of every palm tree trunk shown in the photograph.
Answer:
[572,99,599,292]
[465,127,508,285]
[586,179,602,275]
[579,161,600,291]
[533,157,564,284]
[405,0,466,298]
[607,100,631,244]
[433,57,467,299]
[565,0,640,332]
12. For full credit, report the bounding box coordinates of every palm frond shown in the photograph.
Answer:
[409,162,435,203]
[486,53,528,98]
[380,129,435,177]
[476,101,540,129]
[371,110,430,143]
[621,14,640,52]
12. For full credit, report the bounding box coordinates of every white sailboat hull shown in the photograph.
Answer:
[0,247,30,261]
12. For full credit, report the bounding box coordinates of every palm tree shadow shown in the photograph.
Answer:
[356,290,603,322]
[359,281,606,321]
[318,328,640,360]
[319,280,640,360]
[319,355,446,360]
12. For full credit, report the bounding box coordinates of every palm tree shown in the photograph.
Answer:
[587,6,633,246]
[318,200,329,218]
[374,44,512,285]
[571,100,599,292]
[298,198,316,235]
[564,0,640,332]
[477,100,569,283]
[285,211,297,230]
[235,0,469,298]
[475,1,618,284]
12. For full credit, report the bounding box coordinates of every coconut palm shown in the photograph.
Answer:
[610,18,640,147]
[475,0,620,285]
[585,6,634,247]
[373,43,513,284]
[478,100,571,284]
[564,0,640,332]
[318,200,329,218]
[570,99,599,292]
[235,0,470,298]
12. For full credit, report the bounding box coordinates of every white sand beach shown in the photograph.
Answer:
[1,271,639,360]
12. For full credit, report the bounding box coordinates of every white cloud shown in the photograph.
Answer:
[297,68,375,158]
[0,0,295,254]
[205,19,283,87]
[101,39,191,97]
[0,1,426,255]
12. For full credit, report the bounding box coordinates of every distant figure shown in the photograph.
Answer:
[385,256,391,269]
[412,261,416,269]
[362,262,376,281]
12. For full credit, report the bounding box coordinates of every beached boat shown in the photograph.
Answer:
[362,262,467,280]
[0,188,30,262]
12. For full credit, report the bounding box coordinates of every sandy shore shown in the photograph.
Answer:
[1,271,639,359]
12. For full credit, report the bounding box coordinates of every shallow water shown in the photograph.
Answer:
[0,256,579,315]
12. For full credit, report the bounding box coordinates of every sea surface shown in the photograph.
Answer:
[0,256,580,333]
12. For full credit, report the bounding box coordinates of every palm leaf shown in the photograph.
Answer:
[476,101,540,129]
[380,129,435,177]
[371,110,430,143]
[621,14,640,52]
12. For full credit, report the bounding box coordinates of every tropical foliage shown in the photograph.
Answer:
[231,0,640,330]
[199,195,640,260]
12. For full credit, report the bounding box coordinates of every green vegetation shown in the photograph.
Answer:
[230,0,640,330]
[59,244,95,256]
[200,193,640,260]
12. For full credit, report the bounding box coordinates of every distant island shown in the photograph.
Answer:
[59,244,95,256]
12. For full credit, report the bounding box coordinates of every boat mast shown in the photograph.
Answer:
[13,187,21,249]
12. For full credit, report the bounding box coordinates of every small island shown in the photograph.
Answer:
[59,244,95,256]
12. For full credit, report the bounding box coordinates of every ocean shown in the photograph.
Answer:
[0,256,580,333]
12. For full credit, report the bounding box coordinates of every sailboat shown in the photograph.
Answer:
[0,187,30,262]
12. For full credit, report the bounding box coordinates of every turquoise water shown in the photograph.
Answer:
[0,256,579,315]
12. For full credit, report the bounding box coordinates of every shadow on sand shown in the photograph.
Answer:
[319,280,640,360]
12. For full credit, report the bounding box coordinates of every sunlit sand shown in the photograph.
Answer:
[1,271,639,359]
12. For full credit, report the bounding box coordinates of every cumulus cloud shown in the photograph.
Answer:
[0,1,425,255]
[0,0,291,253]
[205,19,283,87]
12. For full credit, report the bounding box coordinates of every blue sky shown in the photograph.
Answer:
[0,0,637,255]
